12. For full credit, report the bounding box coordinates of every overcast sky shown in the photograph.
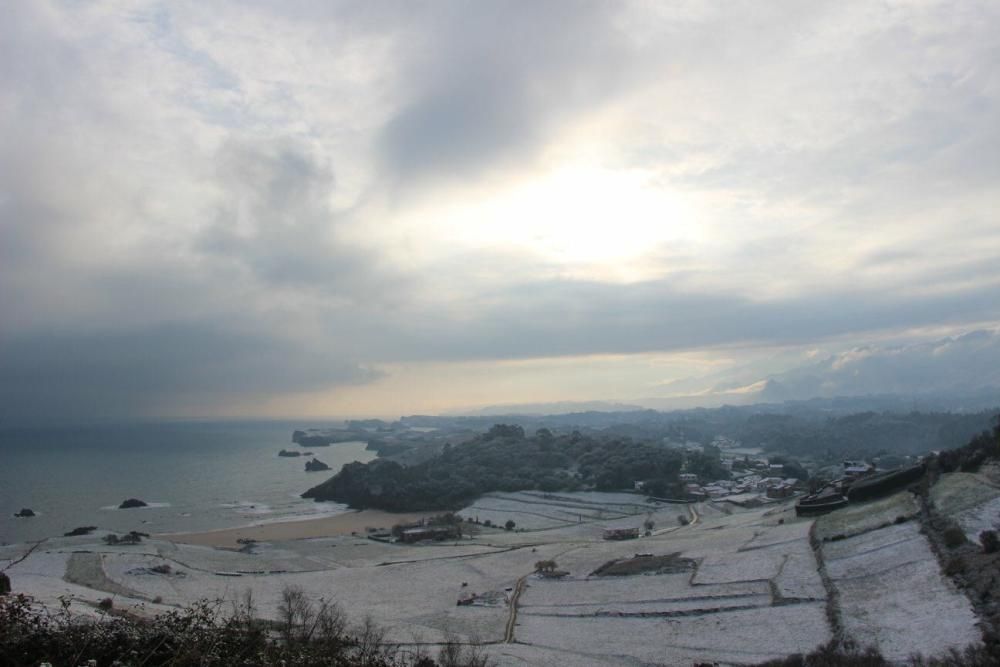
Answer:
[2,1,999,421]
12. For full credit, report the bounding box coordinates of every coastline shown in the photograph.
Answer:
[158,509,439,548]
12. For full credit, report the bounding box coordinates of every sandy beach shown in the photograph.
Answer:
[160,509,438,548]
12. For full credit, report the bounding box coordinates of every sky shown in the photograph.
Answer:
[2,1,1000,422]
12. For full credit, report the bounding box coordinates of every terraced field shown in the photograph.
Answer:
[1,487,989,665]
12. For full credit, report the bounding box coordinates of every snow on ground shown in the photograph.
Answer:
[930,473,1000,516]
[824,522,928,578]
[929,473,1000,541]
[774,551,825,600]
[96,539,562,644]
[954,496,1000,542]
[823,521,981,662]
[505,502,828,664]
[692,545,786,584]
[1,548,172,618]
[515,604,829,666]
[741,519,813,550]
[458,491,656,531]
[489,643,638,667]
[814,491,919,541]
[0,496,869,665]
[521,573,769,608]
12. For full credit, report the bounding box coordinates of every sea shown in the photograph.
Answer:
[0,420,374,545]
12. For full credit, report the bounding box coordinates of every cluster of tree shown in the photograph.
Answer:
[303,425,685,511]
[0,588,491,667]
[103,530,147,545]
[753,637,998,666]
[732,410,996,461]
[534,560,559,573]
[934,418,1000,474]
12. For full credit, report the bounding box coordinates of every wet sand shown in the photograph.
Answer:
[160,510,438,549]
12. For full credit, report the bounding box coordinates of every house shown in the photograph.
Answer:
[702,484,730,499]
[844,460,874,476]
[684,483,707,500]
[399,526,460,543]
[766,485,794,499]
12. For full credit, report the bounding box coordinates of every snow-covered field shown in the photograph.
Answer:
[814,491,919,541]
[2,487,984,666]
[515,604,829,666]
[823,521,981,662]
[458,491,654,531]
[929,472,1000,541]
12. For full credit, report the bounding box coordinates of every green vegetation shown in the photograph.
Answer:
[303,424,685,510]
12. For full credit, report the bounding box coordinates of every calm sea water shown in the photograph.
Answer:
[0,421,374,545]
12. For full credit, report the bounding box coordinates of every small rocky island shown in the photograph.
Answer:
[119,498,148,509]
[13,508,35,518]
[278,449,302,457]
[304,458,331,472]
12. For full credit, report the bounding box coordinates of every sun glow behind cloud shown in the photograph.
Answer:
[398,165,698,281]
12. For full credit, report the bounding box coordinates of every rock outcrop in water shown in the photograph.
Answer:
[13,508,35,518]
[119,498,148,509]
[278,449,302,457]
[305,458,331,472]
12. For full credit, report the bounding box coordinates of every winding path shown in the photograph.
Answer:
[504,544,582,643]
[503,574,529,642]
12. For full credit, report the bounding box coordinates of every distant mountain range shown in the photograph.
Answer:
[452,400,645,417]
[461,329,1000,417]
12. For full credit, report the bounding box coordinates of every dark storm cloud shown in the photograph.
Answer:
[0,325,378,421]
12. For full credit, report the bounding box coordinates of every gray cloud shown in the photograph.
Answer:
[757,329,1000,401]
[342,274,1000,364]
[378,1,632,186]
[1,1,999,419]
[201,138,377,294]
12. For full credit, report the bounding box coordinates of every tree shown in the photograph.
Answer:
[534,560,557,573]
[504,519,516,531]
